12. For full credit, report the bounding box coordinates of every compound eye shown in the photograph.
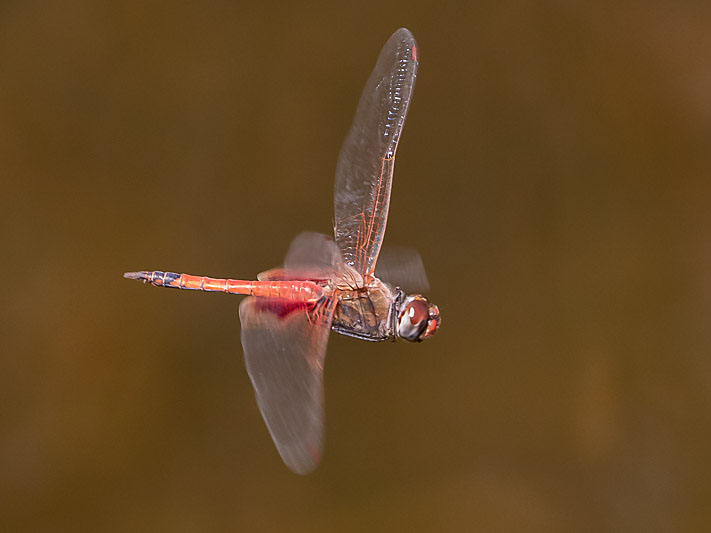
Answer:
[420,305,441,340]
[397,298,429,341]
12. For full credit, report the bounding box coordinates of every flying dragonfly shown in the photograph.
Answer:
[125,28,440,474]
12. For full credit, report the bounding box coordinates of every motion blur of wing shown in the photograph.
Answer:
[284,232,342,277]
[374,245,430,293]
[257,232,342,282]
[239,294,336,475]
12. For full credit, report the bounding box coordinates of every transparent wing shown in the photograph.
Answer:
[240,294,336,475]
[334,28,418,280]
[374,245,430,293]
[257,232,343,282]
[284,232,342,277]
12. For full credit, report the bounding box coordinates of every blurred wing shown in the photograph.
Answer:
[257,232,342,281]
[374,245,430,293]
[240,293,336,475]
[284,232,342,277]
[334,28,418,281]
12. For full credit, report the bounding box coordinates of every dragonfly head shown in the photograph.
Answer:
[397,294,441,342]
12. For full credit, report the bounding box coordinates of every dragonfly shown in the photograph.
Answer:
[124,28,440,474]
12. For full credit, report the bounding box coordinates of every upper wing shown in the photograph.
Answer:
[240,293,336,475]
[283,232,342,278]
[374,245,430,293]
[257,232,343,282]
[333,28,418,281]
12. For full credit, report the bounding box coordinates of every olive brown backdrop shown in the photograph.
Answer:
[2,1,710,530]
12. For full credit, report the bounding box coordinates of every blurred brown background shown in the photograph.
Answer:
[2,1,710,530]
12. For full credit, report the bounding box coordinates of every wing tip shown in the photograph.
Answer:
[281,442,323,475]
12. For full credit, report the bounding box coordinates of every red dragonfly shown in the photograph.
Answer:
[125,28,440,474]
